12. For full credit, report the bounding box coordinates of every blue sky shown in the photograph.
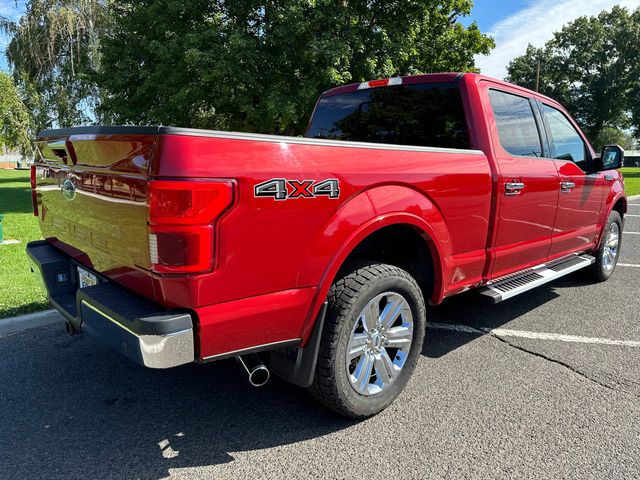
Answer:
[473,0,640,78]
[464,1,528,31]
[0,0,25,71]
[1,0,640,78]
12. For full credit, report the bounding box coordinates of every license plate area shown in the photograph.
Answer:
[78,266,98,288]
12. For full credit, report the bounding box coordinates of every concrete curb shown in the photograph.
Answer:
[628,194,640,201]
[0,309,63,337]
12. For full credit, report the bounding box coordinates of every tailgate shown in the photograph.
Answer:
[35,127,160,296]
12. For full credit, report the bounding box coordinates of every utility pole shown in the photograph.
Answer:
[535,61,540,92]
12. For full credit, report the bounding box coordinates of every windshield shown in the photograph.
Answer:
[306,82,470,149]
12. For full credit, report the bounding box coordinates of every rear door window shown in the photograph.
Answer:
[489,89,543,158]
[306,83,470,149]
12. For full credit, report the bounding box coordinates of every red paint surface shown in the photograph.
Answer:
[33,73,626,359]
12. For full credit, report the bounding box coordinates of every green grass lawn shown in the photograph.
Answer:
[0,169,48,318]
[622,167,640,197]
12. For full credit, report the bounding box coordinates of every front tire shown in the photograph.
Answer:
[308,262,426,419]
[589,210,623,282]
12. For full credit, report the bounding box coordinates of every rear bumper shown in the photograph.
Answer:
[26,240,195,369]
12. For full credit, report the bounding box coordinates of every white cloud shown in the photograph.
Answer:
[476,0,640,79]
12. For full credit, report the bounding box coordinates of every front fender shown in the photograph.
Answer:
[606,178,626,217]
[298,185,451,342]
[594,178,626,245]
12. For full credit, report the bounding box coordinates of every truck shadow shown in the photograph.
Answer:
[1,275,597,479]
[1,327,354,480]
[0,176,29,184]
[423,288,559,358]
[422,273,594,358]
[0,186,35,213]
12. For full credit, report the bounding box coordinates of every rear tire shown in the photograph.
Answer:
[308,262,426,419]
[588,210,622,282]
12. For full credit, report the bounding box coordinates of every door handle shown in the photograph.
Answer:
[560,181,575,192]
[505,182,525,195]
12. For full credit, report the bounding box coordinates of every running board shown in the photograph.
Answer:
[479,254,595,304]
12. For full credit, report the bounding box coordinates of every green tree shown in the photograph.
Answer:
[506,6,640,142]
[1,0,106,131]
[97,0,494,135]
[0,72,32,155]
[592,127,637,152]
[504,44,571,107]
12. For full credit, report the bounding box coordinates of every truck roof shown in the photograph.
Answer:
[38,75,563,140]
[320,72,560,106]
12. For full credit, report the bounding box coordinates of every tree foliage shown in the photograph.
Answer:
[506,6,640,142]
[0,72,32,155]
[97,0,494,134]
[1,0,106,131]
[592,127,637,152]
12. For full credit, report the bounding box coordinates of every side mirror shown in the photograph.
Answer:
[595,145,624,171]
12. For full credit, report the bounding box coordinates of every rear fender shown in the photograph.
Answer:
[299,185,450,343]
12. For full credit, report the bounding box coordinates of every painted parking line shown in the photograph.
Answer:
[619,263,640,268]
[427,322,640,347]
[626,214,640,217]
[624,231,640,235]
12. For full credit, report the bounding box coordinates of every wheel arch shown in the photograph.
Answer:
[300,212,448,344]
[596,191,627,249]
[612,195,627,217]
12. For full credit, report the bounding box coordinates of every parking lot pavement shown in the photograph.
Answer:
[1,208,639,480]
[624,215,640,233]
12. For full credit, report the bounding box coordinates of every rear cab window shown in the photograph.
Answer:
[488,89,543,158]
[306,83,470,149]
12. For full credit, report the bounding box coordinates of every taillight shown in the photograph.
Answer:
[30,164,38,217]
[149,225,214,273]
[148,180,234,274]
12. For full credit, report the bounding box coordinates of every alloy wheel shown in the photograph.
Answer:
[602,222,620,273]
[346,291,414,396]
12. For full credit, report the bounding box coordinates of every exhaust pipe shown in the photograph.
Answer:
[237,353,270,387]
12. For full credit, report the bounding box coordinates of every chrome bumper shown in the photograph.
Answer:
[80,300,195,369]
[27,240,195,369]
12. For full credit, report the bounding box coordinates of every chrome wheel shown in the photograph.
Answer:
[346,291,414,396]
[602,222,620,273]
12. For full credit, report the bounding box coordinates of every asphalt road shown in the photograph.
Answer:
[2,203,640,480]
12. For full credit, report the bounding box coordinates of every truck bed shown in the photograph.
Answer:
[35,125,492,358]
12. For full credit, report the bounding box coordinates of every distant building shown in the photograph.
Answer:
[0,147,29,169]
[625,150,640,167]
[0,154,22,169]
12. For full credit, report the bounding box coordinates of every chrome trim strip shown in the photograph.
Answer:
[81,300,138,335]
[38,125,485,155]
[159,127,485,155]
[202,338,302,362]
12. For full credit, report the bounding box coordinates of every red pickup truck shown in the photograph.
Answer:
[27,73,626,418]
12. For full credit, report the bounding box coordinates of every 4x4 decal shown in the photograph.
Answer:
[254,178,340,200]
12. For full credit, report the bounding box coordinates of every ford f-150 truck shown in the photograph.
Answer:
[27,73,626,418]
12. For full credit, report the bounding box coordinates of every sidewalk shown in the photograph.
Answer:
[0,309,62,337]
